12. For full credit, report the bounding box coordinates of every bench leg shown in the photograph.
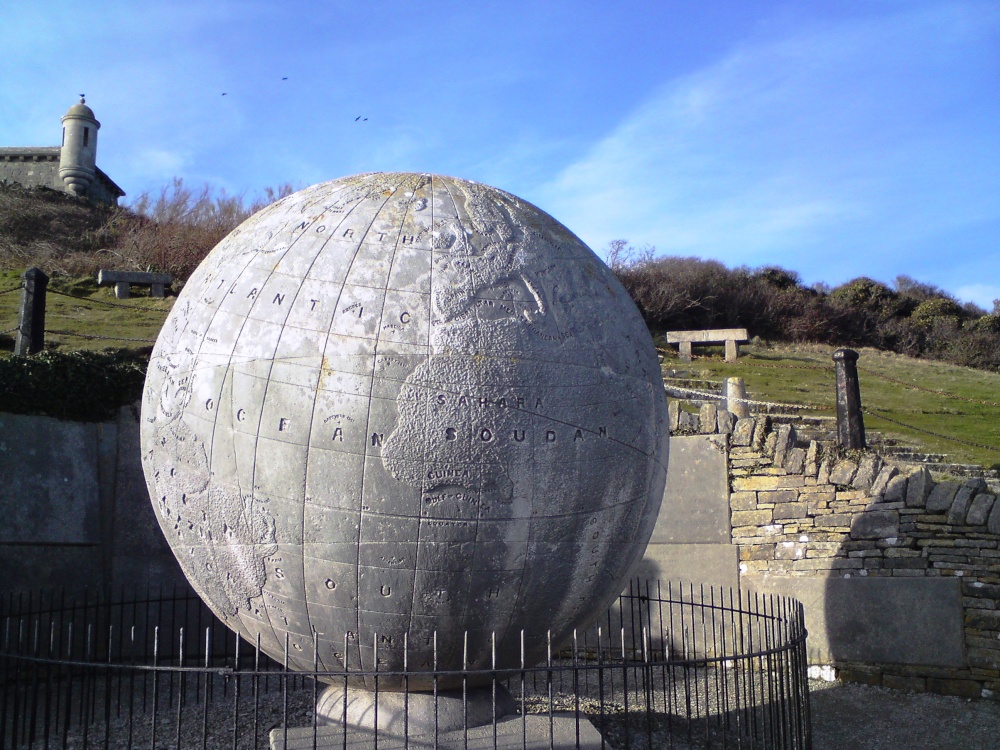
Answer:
[725,340,738,362]
[151,283,165,298]
[678,341,692,363]
[114,281,130,299]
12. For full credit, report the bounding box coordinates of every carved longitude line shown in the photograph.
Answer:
[431,177,481,636]
[226,183,376,661]
[354,174,422,666]
[174,189,331,644]
[406,175,459,646]
[300,175,411,669]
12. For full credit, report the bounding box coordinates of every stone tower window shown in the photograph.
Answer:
[83,127,90,147]
[62,128,66,146]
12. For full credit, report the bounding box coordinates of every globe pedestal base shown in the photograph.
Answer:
[314,683,518,735]
[271,692,604,749]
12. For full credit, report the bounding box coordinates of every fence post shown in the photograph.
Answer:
[832,348,865,449]
[14,267,48,357]
[725,377,750,419]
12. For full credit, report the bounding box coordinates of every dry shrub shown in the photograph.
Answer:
[107,179,294,279]
[0,179,293,281]
[607,240,1000,373]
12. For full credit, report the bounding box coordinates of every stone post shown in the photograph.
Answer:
[14,267,48,356]
[833,348,865,449]
[725,377,750,419]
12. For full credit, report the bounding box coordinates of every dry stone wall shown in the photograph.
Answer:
[719,411,1000,699]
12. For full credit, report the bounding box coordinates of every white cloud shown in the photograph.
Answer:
[955,284,1000,310]
[533,2,1000,278]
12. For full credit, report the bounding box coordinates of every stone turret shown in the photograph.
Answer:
[58,96,100,197]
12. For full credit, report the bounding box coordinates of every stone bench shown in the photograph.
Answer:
[97,270,173,299]
[666,328,749,363]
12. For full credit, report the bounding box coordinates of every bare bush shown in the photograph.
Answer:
[107,179,295,279]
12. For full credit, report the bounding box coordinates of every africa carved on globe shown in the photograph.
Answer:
[140,173,669,687]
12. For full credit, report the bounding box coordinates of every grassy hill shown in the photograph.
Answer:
[662,342,1000,470]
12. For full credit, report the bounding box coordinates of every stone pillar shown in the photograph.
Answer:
[725,377,750,419]
[14,267,48,356]
[724,339,739,362]
[678,341,692,362]
[833,348,865,449]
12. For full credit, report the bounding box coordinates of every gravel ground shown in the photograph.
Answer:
[810,679,1000,750]
[13,674,1000,748]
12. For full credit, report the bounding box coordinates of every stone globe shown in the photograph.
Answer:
[140,172,669,689]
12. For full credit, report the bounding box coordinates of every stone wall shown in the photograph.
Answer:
[727,414,1000,699]
[0,407,187,593]
[0,150,62,191]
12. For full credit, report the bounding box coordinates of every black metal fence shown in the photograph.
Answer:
[0,581,810,749]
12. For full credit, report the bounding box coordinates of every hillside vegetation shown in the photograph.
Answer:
[0,181,997,465]
[611,242,1000,373]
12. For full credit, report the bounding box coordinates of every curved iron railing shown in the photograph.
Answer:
[0,580,810,749]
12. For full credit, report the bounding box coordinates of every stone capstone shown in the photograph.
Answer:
[828,459,858,486]
[966,494,996,526]
[905,467,933,507]
[925,481,960,513]
[852,455,881,492]
[139,173,670,687]
[870,465,898,498]
[731,418,754,447]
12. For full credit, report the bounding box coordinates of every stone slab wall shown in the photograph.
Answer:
[0,407,187,593]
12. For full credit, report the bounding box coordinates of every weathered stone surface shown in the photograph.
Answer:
[784,447,806,475]
[772,502,809,520]
[829,459,858,486]
[733,509,774,527]
[764,432,777,457]
[637,542,739,588]
[139,173,670,683]
[651,435,729,544]
[925,480,960,513]
[699,403,718,434]
[817,457,833,485]
[852,454,881,492]
[883,474,908,503]
[988,498,1000,535]
[668,400,680,432]
[870,464,898,497]
[966,493,996,526]
[804,440,820,477]
[951,478,987,518]
[751,417,769,450]
[731,417,754,446]
[948,487,976,526]
[716,409,736,435]
[678,410,698,432]
[742,575,965,667]
[850,511,900,540]
[905,466,933,508]
[772,424,794,468]
[0,413,101,544]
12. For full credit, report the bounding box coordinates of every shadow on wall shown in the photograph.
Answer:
[732,417,999,698]
[0,406,187,593]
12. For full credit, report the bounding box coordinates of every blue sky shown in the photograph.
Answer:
[2,1,998,307]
